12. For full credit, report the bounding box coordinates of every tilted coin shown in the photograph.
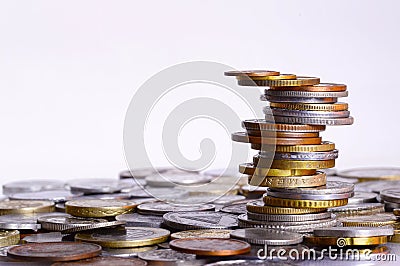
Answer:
[263,196,348,208]
[354,180,400,193]
[329,203,385,216]
[7,242,102,262]
[75,227,170,248]
[241,119,326,132]
[260,142,335,153]
[220,203,247,215]
[145,173,212,187]
[137,202,215,216]
[247,200,326,214]
[52,257,148,266]
[102,246,157,258]
[265,89,348,98]
[37,214,105,230]
[171,229,232,240]
[138,248,196,263]
[265,114,354,126]
[61,221,126,234]
[9,190,83,203]
[313,226,394,237]
[169,238,251,256]
[266,190,353,200]
[162,211,238,230]
[337,167,400,181]
[0,213,67,230]
[230,228,303,245]
[262,95,338,104]
[268,181,354,195]
[0,230,19,247]
[67,178,132,194]
[380,189,400,203]
[22,232,65,243]
[0,200,55,215]
[340,213,398,227]
[65,199,139,218]
[304,236,387,246]
[248,172,326,188]
[116,213,164,228]
[2,179,66,195]
[224,70,280,77]
[259,150,339,161]
[246,211,331,222]
[348,191,378,204]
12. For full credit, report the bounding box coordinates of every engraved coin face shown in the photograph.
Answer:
[138,248,196,262]
[163,211,238,230]
[137,202,215,215]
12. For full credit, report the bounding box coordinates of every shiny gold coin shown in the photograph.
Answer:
[171,229,232,240]
[340,213,397,227]
[304,236,387,246]
[0,200,55,215]
[243,76,320,87]
[270,83,347,92]
[246,200,326,214]
[251,141,335,152]
[263,196,348,208]
[65,199,138,218]
[239,163,317,177]
[248,172,326,188]
[75,227,170,248]
[244,74,297,81]
[224,70,280,77]
[266,159,335,170]
[270,102,348,112]
[0,230,20,247]
[233,132,322,145]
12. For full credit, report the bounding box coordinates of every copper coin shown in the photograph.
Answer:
[232,132,321,145]
[246,130,319,138]
[169,238,251,256]
[270,83,347,92]
[224,70,280,77]
[52,257,147,266]
[7,242,102,262]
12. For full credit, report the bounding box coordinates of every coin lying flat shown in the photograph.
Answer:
[263,95,338,104]
[145,173,212,187]
[338,167,400,181]
[163,211,238,230]
[67,178,132,194]
[119,167,170,179]
[380,189,400,203]
[221,204,247,215]
[313,226,394,237]
[101,246,157,258]
[340,213,398,227]
[171,229,232,240]
[116,213,164,228]
[354,180,400,193]
[9,190,83,203]
[75,227,170,248]
[260,150,338,161]
[52,257,148,266]
[247,200,326,214]
[268,181,354,195]
[0,230,19,247]
[348,191,378,204]
[270,108,350,119]
[61,220,126,234]
[263,196,348,208]
[329,203,385,216]
[304,236,388,246]
[138,249,196,263]
[22,232,65,243]
[266,190,353,200]
[230,228,303,245]
[0,213,68,231]
[38,215,107,231]
[265,115,354,126]
[224,70,280,77]
[137,202,215,216]
[246,211,331,222]
[65,199,138,218]
[2,179,66,195]
[0,200,55,215]
[169,238,251,256]
[7,242,102,262]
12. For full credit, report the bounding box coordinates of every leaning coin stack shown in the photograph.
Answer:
[225,70,355,232]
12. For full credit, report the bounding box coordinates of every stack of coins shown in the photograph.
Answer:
[225,70,355,232]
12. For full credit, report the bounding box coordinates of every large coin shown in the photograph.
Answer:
[67,178,133,194]
[163,211,238,230]
[7,242,102,262]
[314,226,394,237]
[247,200,326,214]
[266,190,353,200]
[116,213,164,228]
[259,150,339,161]
[137,202,215,216]
[233,132,322,145]
[75,227,170,248]
[230,228,303,245]
[265,114,354,126]
[0,213,67,230]
[304,235,388,246]
[0,200,54,215]
[268,181,354,195]
[380,189,400,203]
[138,248,196,263]
[246,211,331,222]
[224,70,280,77]
[340,213,397,227]
[65,199,139,218]
[9,190,83,203]
[337,167,400,181]
[171,229,232,240]
[52,257,148,266]
[265,89,348,98]
[348,191,378,204]
[169,238,250,256]
[2,179,65,195]
[220,203,247,215]
[270,108,350,119]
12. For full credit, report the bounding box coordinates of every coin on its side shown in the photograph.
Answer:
[65,199,139,218]
[171,229,233,240]
[169,238,251,256]
[0,200,55,215]
[163,211,238,230]
[230,228,303,245]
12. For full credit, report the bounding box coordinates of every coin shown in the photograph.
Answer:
[270,83,347,92]
[266,190,353,201]
[7,242,102,262]
[239,185,267,198]
[385,201,400,212]
[262,95,338,104]
[213,195,246,205]
[242,76,320,87]
[119,167,170,179]
[75,227,170,248]
[254,141,335,153]
[0,200,55,215]
[224,70,280,77]
[65,199,139,218]
[115,213,164,228]
[169,238,251,256]
[380,189,400,203]
[22,232,64,244]
[265,159,335,170]
[313,226,394,237]
[247,200,326,214]
[230,228,303,245]
[171,229,232,240]
[241,119,326,132]
[270,102,348,112]
[62,221,126,234]
[265,89,348,98]
[270,109,350,119]
[0,213,68,231]
[246,74,296,80]
[304,236,388,246]
[220,203,247,215]
[246,130,319,138]
[248,173,326,188]
[138,248,197,263]
[348,191,378,204]
[232,132,322,145]
[162,211,238,230]
[263,196,348,208]
[259,150,339,161]
[268,181,354,194]
[102,245,157,258]
[2,179,66,195]
[337,167,400,181]
[265,115,354,126]
[137,202,215,216]
[329,203,385,216]
[246,211,331,222]
[9,190,83,203]
[0,230,19,247]
[354,180,400,193]
[145,173,212,187]
[67,178,132,194]
[239,163,317,177]
[52,257,148,266]
[340,213,397,227]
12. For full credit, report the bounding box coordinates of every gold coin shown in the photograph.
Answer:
[242,119,326,132]
[266,159,335,170]
[340,213,397,227]
[248,172,326,188]
[270,102,348,111]
[242,76,320,87]
[246,200,326,214]
[171,229,232,240]
[269,83,347,92]
[65,199,139,218]
[304,236,387,246]
[244,74,297,81]
[394,209,400,216]
[239,163,317,177]
[75,227,170,248]
[263,196,348,208]
[0,200,55,215]
[389,230,400,243]
[0,230,20,247]
[251,141,335,152]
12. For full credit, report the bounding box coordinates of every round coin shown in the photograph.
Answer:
[101,245,157,258]
[116,213,164,228]
[232,132,322,145]
[270,83,347,92]
[162,211,238,230]
[22,232,64,244]
[263,196,348,208]
[61,220,126,234]
[0,213,69,231]
[65,199,139,218]
[246,211,331,222]
[9,190,83,203]
[354,180,400,193]
[270,102,348,111]
[248,173,327,188]
[220,204,247,215]
[380,189,400,203]
[230,228,303,245]
[265,89,348,98]
[268,181,354,195]
[145,173,212,187]
[242,119,326,132]
[340,213,397,227]
[329,203,385,216]
[67,178,132,194]
[0,200,54,215]
[224,70,280,77]
[246,130,319,138]
[247,200,326,214]
[246,73,296,80]
[7,242,102,262]
[313,226,394,237]
[256,141,335,153]
[171,229,232,240]
[0,230,19,247]
[337,167,400,181]
[270,108,350,119]
[263,95,338,104]
[266,159,335,170]
[137,202,215,216]
[52,257,148,266]
[266,190,353,200]
[265,115,354,126]
[169,238,251,256]
[239,163,317,177]
[138,248,196,263]
[75,227,170,248]
[348,191,378,204]
[304,236,387,246]
[259,150,339,161]
[243,76,320,87]
[2,179,66,195]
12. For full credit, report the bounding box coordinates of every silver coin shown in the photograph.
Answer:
[38,215,109,231]
[67,178,132,194]
[265,114,354,126]
[138,249,196,263]
[261,94,338,104]
[268,181,354,195]
[102,246,158,258]
[9,190,83,203]
[380,189,400,203]
[22,232,65,243]
[137,202,215,216]
[116,213,164,228]
[269,108,350,119]
[266,190,354,200]
[205,260,293,266]
[61,220,126,234]
[119,167,170,179]
[2,179,66,195]
[259,150,339,161]
[354,180,400,193]
[145,173,212,187]
[75,193,134,201]
[0,195,7,201]
[0,212,68,230]
[348,191,378,204]
[323,168,337,176]
[220,204,247,215]
[55,203,65,212]
[230,228,303,245]
[163,211,238,230]
[313,226,394,237]
[132,187,189,200]
[337,167,400,180]
[213,195,246,205]
[329,203,385,214]
[246,211,332,222]
[264,90,348,98]
[385,201,400,212]
[327,175,358,184]
[238,214,336,226]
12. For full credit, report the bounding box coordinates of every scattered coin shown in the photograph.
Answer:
[9,190,83,203]
[381,188,400,203]
[119,167,169,179]
[2,179,66,195]
[171,229,232,240]
[313,226,394,237]
[0,213,67,231]
[0,200,55,215]
[329,203,385,216]
[337,167,400,181]
[220,203,247,215]
[354,180,400,193]
[340,213,398,227]
[348,191,378,204]
[137,202,215,216]
[230,228,303,245]
[0,230,19,247]
[138,248,197,263]
[51,256,148,265]
[101,246,157,258]
[116,213,164,228]
[67,178,132,194]
[22,232,65,243]
[65,199,138,218]
[163,211,238,230]
[145,173,212,187]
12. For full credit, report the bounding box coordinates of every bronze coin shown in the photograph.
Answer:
[270,83,347,92]
[7,242,102,262]
[232,132,321,145]
[52,257,147,266]
[169,238,251,256]
[246,130,319,138]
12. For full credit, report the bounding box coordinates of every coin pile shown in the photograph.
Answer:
[225,70,355,232]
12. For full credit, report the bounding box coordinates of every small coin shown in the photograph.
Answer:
[22,232,64,243]
[380,189,400,203]
[224,70,280,77]
[265,115,354,126]
[246,130,320,138]
[0,200,55,215]
[65,199,139,218]
[2,179,66,195]
[0,230,20,247]
[163,211,238,230]
[265,89,348,98]
[145,173,212,187]
[220,204,247,215]
[313,226,394,237]
[348,191,378,204]
[269,108,350,119]
[246,211,331,222]
[51,257,148,266]
[233,132,322,145]
[67,178,132,194]
[337,167,400,181]
[102,246,157,258]
[259,150,339,161]
[0,213,67,231]
[241,119,326,132]
[9,190,83,203]
[265,158,335,170]
[169,238,251,256]
[230,228,303,245]
[340,213,397,227]
[171,229,232,240]
[263,95,338,104]
[138,248,196,263]
[304,235,388,246]
[7,242,102,262]
[241,76,319,87]
[116,213,164,228]
[247,200,326,214]
[137,202,215,216]
[75,227,170,248]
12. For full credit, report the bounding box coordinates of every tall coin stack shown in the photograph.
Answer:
[225,70,354,233]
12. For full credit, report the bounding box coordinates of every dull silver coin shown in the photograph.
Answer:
[230,228,303,245]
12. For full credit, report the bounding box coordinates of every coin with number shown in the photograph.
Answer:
[163,211,238,230]
[230,228,303,245]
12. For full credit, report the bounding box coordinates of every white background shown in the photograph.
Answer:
[0,0,399,185]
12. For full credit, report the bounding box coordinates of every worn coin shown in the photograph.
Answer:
[116,213,164,228]
[67,178,132,194]
[169,238,250,256]
[52,257,148,265]
[340,213,397,227]
[137,202,215,216]
[265,114,354,126]
[75,227,170,248]
[7,242,102,262]
[259,150,339,161]
[0,200,55,215]
[22,232,65,243]
[65,199,138,218]
[9,190,83,203]
[101,246,157,258]
[246,211,331,222]
[230,228,303,245]
[338,167,400,181]
[138,248,196,263]
[348,191,378,204]
[380,189,400,203]
[171,229,232,240]
[314,226,394,237]
[2,179,66,195]
[163,211,238,230]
